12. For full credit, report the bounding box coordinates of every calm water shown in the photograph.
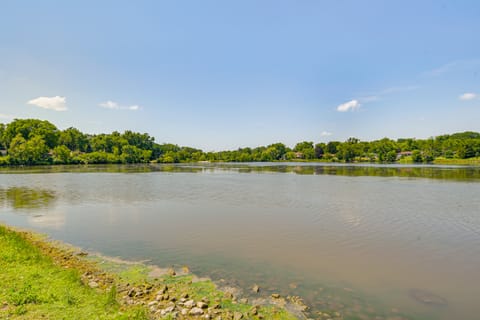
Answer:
[1,163,480,319]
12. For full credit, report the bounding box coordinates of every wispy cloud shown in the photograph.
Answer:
[379,85,419,94]
[357,85,419,103]
[459,92,477,101]
[320,131,332,136]
[423,59,480,77]
[27,96,67,111]
[337,100,360,112]
[99,100,141,111]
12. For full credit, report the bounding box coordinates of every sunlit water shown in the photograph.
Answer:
[1,163,480,319]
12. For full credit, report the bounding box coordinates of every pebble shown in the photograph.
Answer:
[184,299,196,308]
[189,307,205,315]
[233,311,243,320]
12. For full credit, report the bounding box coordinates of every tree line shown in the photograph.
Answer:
[0,119,479,166]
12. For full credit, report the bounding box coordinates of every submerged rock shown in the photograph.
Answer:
[409,288,447,306]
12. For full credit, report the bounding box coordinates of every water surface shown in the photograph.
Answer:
[1,163,480,319]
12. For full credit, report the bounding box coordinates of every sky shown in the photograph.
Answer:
[1,0,479,151]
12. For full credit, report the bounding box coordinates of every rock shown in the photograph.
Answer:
[88,281,99,288]
[239,298,248,304]
[181,292,189,299]
[197,301,208,309]
[252,284,260,293]
[233,311,243,320]
[409,289,447,306]
[157,286,168,295]
[250,306,258,315]
[271,293,280,299]
[181,308,188,315]
[184,299,196,308]
[148,301,157,307]
[167,268,176,276]
[189,307,204,316]
[165,306,176,313]
[225,292,233,299]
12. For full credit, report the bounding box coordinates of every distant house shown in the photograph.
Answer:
[397,151,413,160]
[294,152,304,159]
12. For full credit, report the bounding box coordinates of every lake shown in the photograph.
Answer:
[1,163,480,319]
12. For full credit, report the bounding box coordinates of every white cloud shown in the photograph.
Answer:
[99,100,141,111]
[459,92,477,101]
[99,100,119,109]
[320,131,332,136]
[27,96,67,111]
[337,99,360,112]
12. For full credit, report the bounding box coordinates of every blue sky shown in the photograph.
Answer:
[1,1,479,150]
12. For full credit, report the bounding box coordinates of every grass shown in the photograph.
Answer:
[0,225,148,319]
[0,225,298,319]
[432,156,480,165]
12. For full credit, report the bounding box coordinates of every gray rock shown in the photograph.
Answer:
[88,281,99,288]
[184,299,196,308]
[197,301,208,309]
[233,311,243,320]
[189,307,204,316]
[165,305,176,313]
[252,285,260,293]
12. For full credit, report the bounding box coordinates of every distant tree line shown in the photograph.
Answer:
[1,119,479,166]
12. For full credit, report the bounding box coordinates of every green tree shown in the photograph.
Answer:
[52,145,72,164]
[411,150,423,163]
[8,134,49,165]
[4,119,59,149]
[314,143,325,159]
[59,127,88,151]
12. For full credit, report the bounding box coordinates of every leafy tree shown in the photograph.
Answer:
[314,143,325,159]
[52,145,73,164]
[8,134,49,165]
[59,127,88,152]
[4,119,59,148]
[411,150,423,163]
[326,141,340,154]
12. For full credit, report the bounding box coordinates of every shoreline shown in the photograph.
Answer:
[0,224,306,320]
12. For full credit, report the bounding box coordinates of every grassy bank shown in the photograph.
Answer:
[0,225,300,319]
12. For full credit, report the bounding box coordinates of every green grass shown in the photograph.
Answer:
[0,225,148,320]
[433,156,480,165]
[0,225,298,319]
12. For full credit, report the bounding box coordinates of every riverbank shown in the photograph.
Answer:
[0,225,301,320]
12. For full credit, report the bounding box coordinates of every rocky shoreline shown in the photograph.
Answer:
[1,225,304,320]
